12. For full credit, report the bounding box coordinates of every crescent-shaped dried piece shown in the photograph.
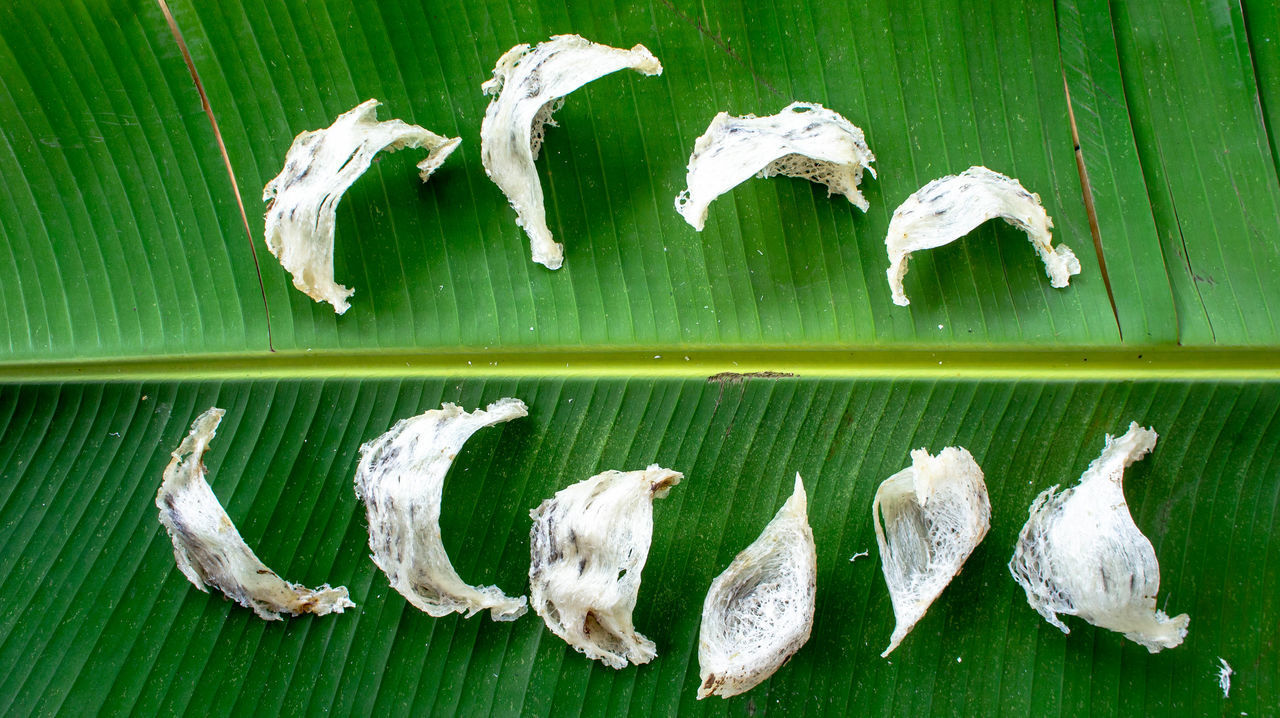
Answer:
[873,447,990,656]
[528,464,683,668]
[263,99,460,313]
[885,166,1081,306]
[355,399,529,621]
[1009,422,1189,652]
[156,407,355,620]
[480,34,663,270]
[698,474,816,699]
[675,102,876,231]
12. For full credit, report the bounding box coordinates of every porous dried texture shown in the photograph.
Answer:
[698,474,816,699]
[675,102,876,231]
[263,99,460,313]
[1009,422,1189,652]
[528,464,682,668]
[156,407,354,620]
[355,399,529,621]
[885,165,1081,306]
[479,35,663,269]
[873,447,989,656]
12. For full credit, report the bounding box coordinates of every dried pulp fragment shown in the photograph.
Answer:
[480,34,663,269]
[355,399,529,621]
[699,475,816,699]
[874,447,990,656]
[263,99,460,313]
[156,407,354,620]
[528,464,683,668]
[676,102,876,230]
[885,165,1081,306]
[1009,423,1189,652]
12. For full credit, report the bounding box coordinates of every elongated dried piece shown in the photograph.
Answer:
[355,399,528,621]
[699,474,816,699]
[1009,422,1189,652]
[874,447,989,656]
[480,34,663,269]
[156,407,354,620]
[885,165,1081,306]
[529,464,682,668]
[676,102,876,230]
[263,99,460,313]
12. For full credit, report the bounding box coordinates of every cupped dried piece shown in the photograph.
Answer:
[873,447,990,656]
[480,34,663,270]
[529,464,682,668]
[675,102,876,231]
[885,165,1081,306]
[156,407,354,620]
[699,474,816,699]
[355,399,529,621]
[263,99,460,313]
[1009,422,1189,652]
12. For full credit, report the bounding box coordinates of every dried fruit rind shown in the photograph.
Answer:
[528,463,682,668]
[263,99,460,313]
[675,102,876,231]
[874,447,990,656]
[156,407,355,620]
[355,399,529,621]
[698,474,816,699]
[480,34,663,269]
[885,165,1081,306]
[1009,422,1189,652]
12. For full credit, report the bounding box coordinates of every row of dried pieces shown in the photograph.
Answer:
[264,34,1080,314]
[155,401,1186,701]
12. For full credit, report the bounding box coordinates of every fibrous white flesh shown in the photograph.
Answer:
[698,474,816,699]
[528,464,682,668]
[676,102,876,231]
[885,165,1081,306]
[156,407,354,620]
[263,99,460,313]
[873,447,990,656]
[355,399,529,621]
[479,34,663,269]
[1009,422,1189,652]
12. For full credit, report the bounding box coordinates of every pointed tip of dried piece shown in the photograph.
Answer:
[874,447,989,657]
[157,407,355,620]
[263,99,459,313]
[479,34,662,270]
[676,102,875,231]
[698,474,816,699]
[1009,422,1188,653]
[885,165,1080,306]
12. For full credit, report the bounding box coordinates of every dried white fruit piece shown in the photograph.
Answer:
[1009,422,1189,652]
[355,399,529,621]
[698,474,816,699]
[480,34,663,270]
[885,165,1081,306]
[263,99,460,313]
[156,407,354,620]
[675,102,876,231]
[528,464,682,668]
[874,447,990,656]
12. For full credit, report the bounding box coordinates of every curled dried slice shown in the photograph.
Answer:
[355,399,529,621]
[263,99,460,313]
[480,34,663,269]
[874,447,990,656]
[885,165,1081,306]
[699,474,816,699]
[675,102,876,230]
[156,407,354,620]
[1009,422,1189,652]
[529,464,682,668]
